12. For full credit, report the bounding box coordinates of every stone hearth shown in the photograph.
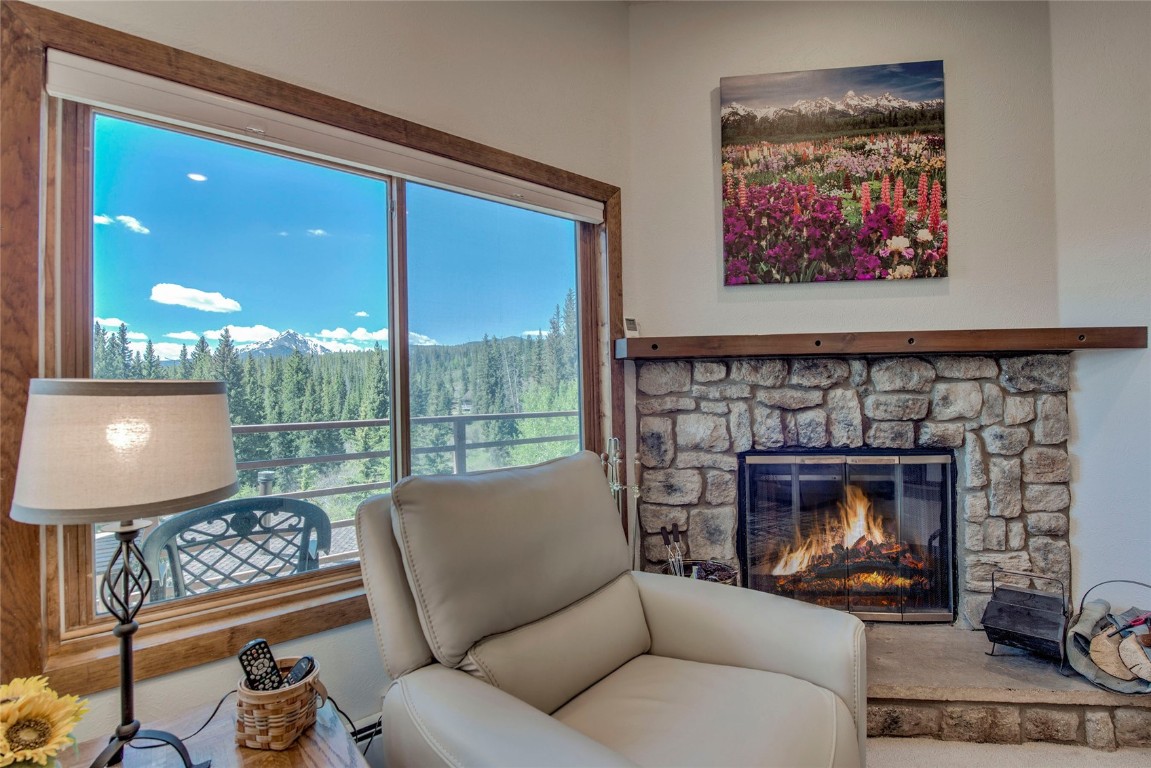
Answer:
[635,354,1074,626]
[866,624,1151,749]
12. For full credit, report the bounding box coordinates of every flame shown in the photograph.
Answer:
[770,485,887,576]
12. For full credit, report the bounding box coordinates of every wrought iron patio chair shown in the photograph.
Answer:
[141,497,332,601]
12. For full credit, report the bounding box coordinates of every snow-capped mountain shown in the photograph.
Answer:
[722,90,941,122]
[240,329,330,359]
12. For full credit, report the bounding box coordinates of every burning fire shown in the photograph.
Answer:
[771,485,887,576]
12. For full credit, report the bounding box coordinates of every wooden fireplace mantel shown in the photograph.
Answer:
[614,326,1147,360]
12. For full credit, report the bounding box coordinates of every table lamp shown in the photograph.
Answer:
[10,379,239,768]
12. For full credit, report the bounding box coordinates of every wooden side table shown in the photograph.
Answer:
[62,700,369,767]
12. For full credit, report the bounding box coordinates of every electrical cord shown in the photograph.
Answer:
[327,695,357,734]
[328,695,381,758]
[361,717,381,757]
[128,689,237,750]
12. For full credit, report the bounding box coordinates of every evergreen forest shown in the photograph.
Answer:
[92,291,581,521]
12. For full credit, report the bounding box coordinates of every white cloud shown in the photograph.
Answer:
[278,231,289,237]
[354,311,369,318]
[95,214,151,233]
[165,331,201,341]
[204,324,281,343]
[150,283,242,313]
[315,327,436,346]
[95,316,127,328]
[351,327,389,342]
[115,215,151,234]
[306,229,328,237]
[128,341,185,361]
[521,330,549,338]
[187,173,207,182]
[126,331,148,340]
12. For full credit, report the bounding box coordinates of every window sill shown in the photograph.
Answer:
[45,568,369,696]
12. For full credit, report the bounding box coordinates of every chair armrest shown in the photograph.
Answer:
[633,570,866,760]
[382,665,637,768]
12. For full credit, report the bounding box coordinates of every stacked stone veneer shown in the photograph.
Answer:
[636,353,1073,626]
[867,702,1151,750]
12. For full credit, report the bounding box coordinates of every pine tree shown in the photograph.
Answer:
[233,355,271,493]
[190,336,214,379]
[141,340,162,379]
[178,344,192,379]
[117,323,133,377]
[354,344,390,483]
[92,323,110,378]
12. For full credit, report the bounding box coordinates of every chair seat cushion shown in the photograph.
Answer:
[552,654,860,768]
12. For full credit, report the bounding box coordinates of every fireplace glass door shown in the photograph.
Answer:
[740,451,954,622]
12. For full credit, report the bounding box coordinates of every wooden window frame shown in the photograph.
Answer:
[0,1,624,693]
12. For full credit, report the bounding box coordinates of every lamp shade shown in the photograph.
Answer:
[10,379,239,525]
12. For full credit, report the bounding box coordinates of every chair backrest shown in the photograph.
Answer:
[359,451,650,713]
[141,497,332,600]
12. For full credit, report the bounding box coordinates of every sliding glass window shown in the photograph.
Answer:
[88,112,583,608]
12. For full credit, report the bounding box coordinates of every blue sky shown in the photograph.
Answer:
[720,60,945,110]
[93,115,576,359]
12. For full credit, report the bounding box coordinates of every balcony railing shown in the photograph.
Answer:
[95,410,579,599]
[231,409,579,498]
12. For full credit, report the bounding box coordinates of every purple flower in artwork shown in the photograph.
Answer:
[725,257,755,285]
[722,176,914,283]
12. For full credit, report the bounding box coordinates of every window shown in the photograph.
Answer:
[405,183,581,476]
[88,114,584,609]
[0,2,622,692]
[91,114,391,606]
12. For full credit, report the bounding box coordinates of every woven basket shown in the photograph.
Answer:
[235,656,328,750]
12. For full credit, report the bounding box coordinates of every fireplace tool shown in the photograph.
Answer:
[981,568,1069,666]
[660,524,685,577]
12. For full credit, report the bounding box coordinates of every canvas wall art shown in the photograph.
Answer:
[720,60,947,285]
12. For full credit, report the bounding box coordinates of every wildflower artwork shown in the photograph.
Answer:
[720,60,947,284]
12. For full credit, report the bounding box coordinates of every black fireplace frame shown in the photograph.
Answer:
[737,447,958,623]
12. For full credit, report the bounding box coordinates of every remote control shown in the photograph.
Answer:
[237,638,284,691]
[283,655,315,686]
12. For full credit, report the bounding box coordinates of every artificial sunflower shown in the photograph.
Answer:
[0,682,87,767]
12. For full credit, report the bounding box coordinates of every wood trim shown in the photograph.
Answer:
[615,327,1149,360]
[605,193,625,441]
[52,100,97,636]
[4,1,615,203]
[602,193,628,532]
[48,588,369,695]
[58,100,92,379]
[577,221,603,455]
[1,1,47,680]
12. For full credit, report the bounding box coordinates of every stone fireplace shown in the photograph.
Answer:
[635,353,1072,627]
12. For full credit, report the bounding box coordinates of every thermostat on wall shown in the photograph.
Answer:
[624,318,641,337]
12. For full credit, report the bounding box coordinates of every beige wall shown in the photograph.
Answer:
[624,1,1059,332]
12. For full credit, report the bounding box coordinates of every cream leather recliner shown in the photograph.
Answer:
[356,451,866,767]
